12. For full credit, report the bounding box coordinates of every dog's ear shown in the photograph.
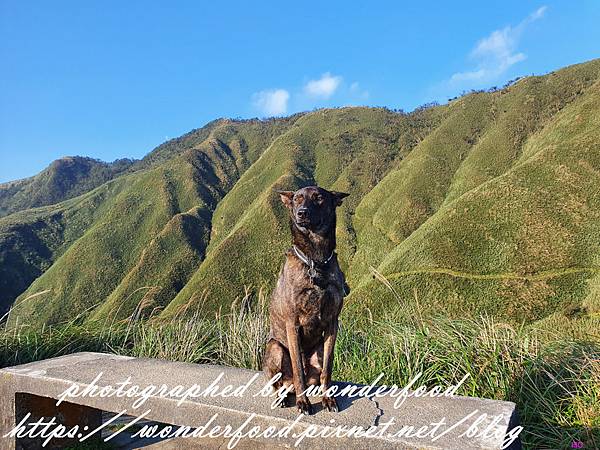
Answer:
[274,190,294,208]
[330,191,349,207]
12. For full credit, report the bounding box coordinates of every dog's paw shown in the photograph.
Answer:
[279,394,292,408]
[322,396,339,412]
[296,396,313,415]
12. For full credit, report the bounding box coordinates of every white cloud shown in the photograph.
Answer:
[529,6,547,21]
[304,72,342,99]
[349,81,369,99]
[252,73,369,115]
[252,89,290,116]
[448,6,546,86]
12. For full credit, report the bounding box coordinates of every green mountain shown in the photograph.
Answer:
[0,156,135,217]
[2,59,600,328]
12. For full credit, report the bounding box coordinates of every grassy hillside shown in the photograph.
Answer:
[2,117,299,322]
[162,106,442,315]
[2,58,600,329]
[349,60,600,322]
[0,156,135,218]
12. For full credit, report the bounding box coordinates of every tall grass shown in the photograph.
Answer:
[1,287,598,449]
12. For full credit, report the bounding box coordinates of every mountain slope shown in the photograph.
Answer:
[162,106,441,316]
[2,58,600,329]
[352,73,600,321]
[2,117,299,321]
[0,156,135,218]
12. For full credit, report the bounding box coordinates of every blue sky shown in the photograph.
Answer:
[1,1,599,182]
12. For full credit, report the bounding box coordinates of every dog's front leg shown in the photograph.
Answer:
[321,317,339,412]
[286,322,312,415]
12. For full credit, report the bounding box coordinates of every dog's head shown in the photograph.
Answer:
[276,186,349,233]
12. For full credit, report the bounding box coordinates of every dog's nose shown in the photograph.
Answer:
[297,208,308,219]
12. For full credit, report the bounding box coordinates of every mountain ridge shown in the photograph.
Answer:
[0,156,136,218]
[2,58,600,328]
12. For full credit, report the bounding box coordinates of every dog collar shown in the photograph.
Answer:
[292,245,334,282]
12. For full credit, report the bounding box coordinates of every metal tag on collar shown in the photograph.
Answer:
[308,260,317,281]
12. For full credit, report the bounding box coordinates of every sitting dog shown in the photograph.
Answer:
[263,186,349,415]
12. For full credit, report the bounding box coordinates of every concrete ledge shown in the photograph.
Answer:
[0,352,521,449]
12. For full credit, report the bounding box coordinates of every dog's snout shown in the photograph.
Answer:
[297,208,308,218]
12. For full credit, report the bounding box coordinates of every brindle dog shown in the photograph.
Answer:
[263,186,349,415]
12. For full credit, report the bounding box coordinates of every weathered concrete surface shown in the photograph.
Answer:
[0,352,521,449]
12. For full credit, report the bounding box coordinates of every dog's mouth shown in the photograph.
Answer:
[295,216,323,230]
[295,218,311,227]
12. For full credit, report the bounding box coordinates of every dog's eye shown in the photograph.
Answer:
[316,195,324,204]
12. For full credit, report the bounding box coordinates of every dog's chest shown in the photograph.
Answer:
[296,284,340,331]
